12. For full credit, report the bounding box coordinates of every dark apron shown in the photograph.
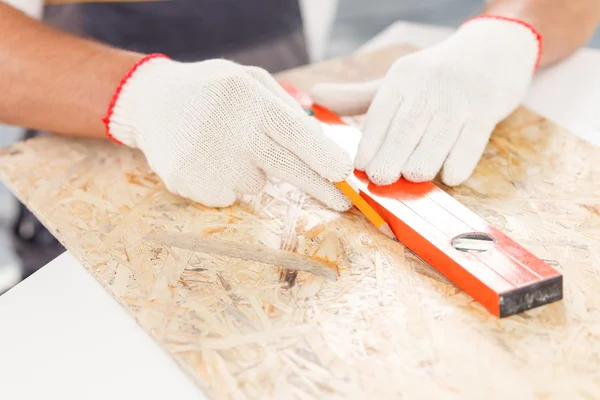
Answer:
[14,0,307,276]
[43,0,308,68]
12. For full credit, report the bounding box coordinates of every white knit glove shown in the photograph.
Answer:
[311,16,541,186]
[104,55,353,211]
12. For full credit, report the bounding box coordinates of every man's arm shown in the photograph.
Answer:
[0,2,143,137]
[484,0,600,67]
[0,2,356,211]
[310,0,600,187]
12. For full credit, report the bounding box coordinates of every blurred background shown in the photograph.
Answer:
[1,0,599,294]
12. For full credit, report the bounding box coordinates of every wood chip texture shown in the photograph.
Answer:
[1,45,600,399]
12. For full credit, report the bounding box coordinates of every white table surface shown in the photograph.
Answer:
[1,21,600,400]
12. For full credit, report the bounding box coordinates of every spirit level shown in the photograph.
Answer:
[281,82,563,317]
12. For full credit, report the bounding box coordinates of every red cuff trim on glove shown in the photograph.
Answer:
[102,53,169,145]
[465,15,543,71]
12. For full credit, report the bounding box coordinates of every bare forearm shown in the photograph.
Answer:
[0,2,143,137]
[484,0,600,67]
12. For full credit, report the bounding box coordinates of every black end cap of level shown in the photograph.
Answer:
[499,275,563,318]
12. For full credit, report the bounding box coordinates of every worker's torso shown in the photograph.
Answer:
[43,0,307,72]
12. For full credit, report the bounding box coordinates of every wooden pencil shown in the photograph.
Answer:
[335,180,396,240]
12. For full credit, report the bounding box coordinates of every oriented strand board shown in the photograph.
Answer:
[1,45,600,399]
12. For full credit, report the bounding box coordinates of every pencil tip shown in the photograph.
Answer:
[379,223,396,241]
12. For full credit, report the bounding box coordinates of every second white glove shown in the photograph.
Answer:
[104,56,354,210]
[311,16,541,187]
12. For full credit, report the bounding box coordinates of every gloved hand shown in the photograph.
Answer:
[104,55,353,211]
[310,16,541,187]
